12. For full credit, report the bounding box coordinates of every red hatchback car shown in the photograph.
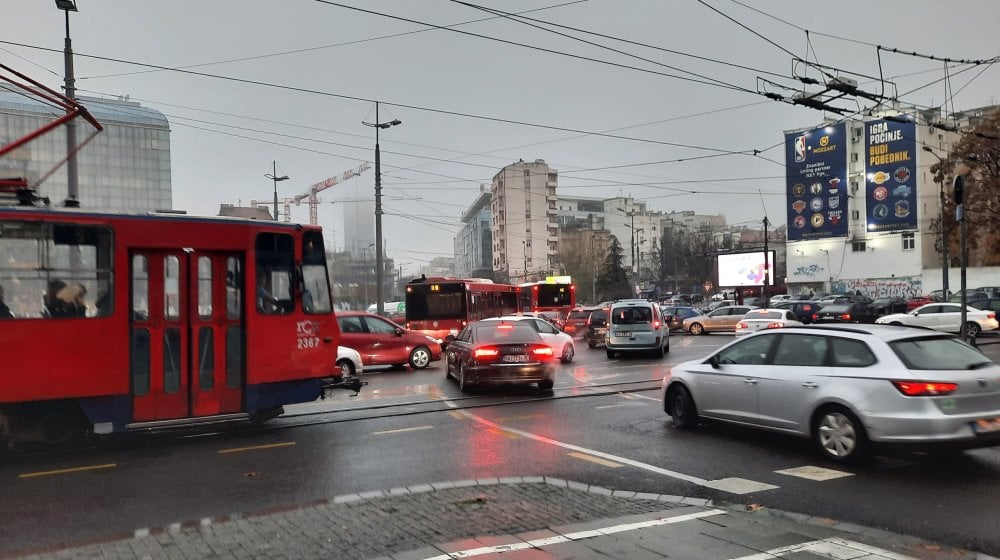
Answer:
[906,295,935,311]
[337,311,442,369]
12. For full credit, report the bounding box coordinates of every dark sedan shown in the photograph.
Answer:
[585,306,610,348]
[659,305,701,331]
[772,300,822,324]
[444,320,556,393]
[872,296,907,316]
[812,302,878,324]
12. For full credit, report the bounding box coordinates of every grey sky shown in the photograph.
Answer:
[3,1,998,272]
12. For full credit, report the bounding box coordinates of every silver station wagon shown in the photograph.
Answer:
[661,324,1000,462]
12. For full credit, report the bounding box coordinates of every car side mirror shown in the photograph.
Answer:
[444,334,456,344]
[708,354,720,369]
[394,327,404,336]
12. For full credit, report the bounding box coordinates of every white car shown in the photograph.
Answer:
[876,303,999,337]
[483,315,576,363]
[336,346,364,378]
[768,294,792,306]
[734,308,804,337]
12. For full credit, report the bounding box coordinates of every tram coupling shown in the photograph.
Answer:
[323,376,366,396]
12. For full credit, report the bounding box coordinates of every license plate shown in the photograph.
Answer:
[973,417,1000,434]
[616,331,631,337]
[502,355,529,363]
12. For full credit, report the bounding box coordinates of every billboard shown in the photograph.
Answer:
[785,123,848,241]
[865,116,917,232]
[717,251,776,287]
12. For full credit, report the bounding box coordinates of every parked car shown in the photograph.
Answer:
[585,306,610,348]
[734,308,803,337]
[444,320,556,392]
[929,289,952,302]
[768,294,792,306]
[335,346,364,379]
[605,299,670,359]
[812,302,878,324]
[971,298,1000,313]
[975,286,1000,298]
[682,305,756,335]
[483,315,576,363]
[772,300,822,324]
[337,311,442,369]
[563,307,597,338]
[662,325,1000,462]
[871,296,907,316]
[906,295,935,310]
[949,291,990,306]
[706,299,737,311]
[743,297,768,308]
[876,303,999,337]
[660,305,701,331]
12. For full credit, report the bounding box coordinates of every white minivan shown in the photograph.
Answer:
[606,299,670,359]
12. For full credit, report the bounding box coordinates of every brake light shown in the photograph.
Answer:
[989,312,996,320]
[496,323,514,330]
[813,313,820,320]
[767,322,784,329]
[474,346,500,359]
[531,345,554,358]
[840,314,852,321]
[892,381,958,396]
[653,320,661,329]
[736,322,747,329]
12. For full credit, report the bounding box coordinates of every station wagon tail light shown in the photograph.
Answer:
[767,322,784,329]
[474,346,500,359]
[891,381,958,396]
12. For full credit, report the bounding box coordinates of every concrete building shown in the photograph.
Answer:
[341,178,375,258]
[454,185,492,279]
[784,105,998,299]
[491,159,558,282]
[0,90,171,211]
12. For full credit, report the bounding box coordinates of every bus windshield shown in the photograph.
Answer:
[406,283,466,320]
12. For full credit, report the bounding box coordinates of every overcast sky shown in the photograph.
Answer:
[3,1,999,272]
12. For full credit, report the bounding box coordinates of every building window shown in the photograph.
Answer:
[852,240,866,252]
[901,232,915,251]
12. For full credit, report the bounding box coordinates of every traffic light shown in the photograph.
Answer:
[953,175,965,205]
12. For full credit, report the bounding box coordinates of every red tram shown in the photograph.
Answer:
[404,276,518,343]
[0,207,342,445]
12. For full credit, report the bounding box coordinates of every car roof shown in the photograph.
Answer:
[777,323,952,341]
[611,299,656,307]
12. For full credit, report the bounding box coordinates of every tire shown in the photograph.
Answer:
[561,344,575,364]
[538,379,554,392]
[606,349,616,359]
[689,322,705,335]
[445,359,454,380]
[813,406,868,463]
[965,322,982,339]
[39,409,87,445]
[336,359,356,378]
[458,364,473,393]
[666,385,698,429]
[587,342,596,349]
[408,346,432,369]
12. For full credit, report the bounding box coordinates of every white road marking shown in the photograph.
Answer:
[701,477,780,495]
[594,403,645,410]
[728,537,917,560]
[373,425,434,435]
[566,452,623,468]
[626,392,661,402]
[775,465,854,481]
[420,509,726,559]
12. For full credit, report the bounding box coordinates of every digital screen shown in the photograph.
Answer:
[718,251,776,287]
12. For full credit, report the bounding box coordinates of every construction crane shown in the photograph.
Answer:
[282,162,370,224]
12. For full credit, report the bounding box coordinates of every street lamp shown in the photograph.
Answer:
[56,0,79,207]
[362,102,402,315]
[265,161,289,221]
[922,146,949,298]
[361,243,375,308]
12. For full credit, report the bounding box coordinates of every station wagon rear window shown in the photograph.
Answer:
[890,336,993,371]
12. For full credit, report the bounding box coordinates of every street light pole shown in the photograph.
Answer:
[265,161,289,222]
[922,146,949,298]
[56,0,79,207]
[363,102,402,316]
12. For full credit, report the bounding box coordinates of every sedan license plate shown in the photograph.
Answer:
[502,354,530,363]
[616,331,631,337]
[973,417,1000,434]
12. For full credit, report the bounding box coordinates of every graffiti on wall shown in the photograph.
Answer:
[790,264,826,280]
[832,277,922,299]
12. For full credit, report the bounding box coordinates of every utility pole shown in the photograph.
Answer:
[955,169,969,342]
[762,216,770,300]
[923,147,949,298]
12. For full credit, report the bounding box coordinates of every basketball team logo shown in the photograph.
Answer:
[794,135,807,162]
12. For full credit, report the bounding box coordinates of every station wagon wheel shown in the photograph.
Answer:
[409,346,431,369]
[336,359,356,378]
[813,406,867,463]
[965,322,981,339]
[667,385,698,429]
[561,344,574,363]
[689,322,704,335]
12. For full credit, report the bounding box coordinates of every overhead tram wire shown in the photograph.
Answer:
[80,0,590,80]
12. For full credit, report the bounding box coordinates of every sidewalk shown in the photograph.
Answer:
[9,477,995,560]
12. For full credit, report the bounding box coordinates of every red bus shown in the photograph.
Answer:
[0,207,344,445]
[518,280,576,317]
[404,276,518,343]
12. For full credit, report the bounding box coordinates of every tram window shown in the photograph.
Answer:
[255,233,294,315]
[198,327,214,390]
[130,328,150,396]
[226,326,243,389]
[0,222,112,319]
[301,232,332,314]
[164,255,181,320]
[197,256,213,319]
[226,257,242,320]
[163,328,181,394]
[132,255,149,321]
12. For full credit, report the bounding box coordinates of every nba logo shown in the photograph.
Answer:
[794,135,806,162]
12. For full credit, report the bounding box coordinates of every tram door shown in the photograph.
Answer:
[130,250,245,422]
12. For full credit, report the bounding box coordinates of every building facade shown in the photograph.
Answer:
[453,185,492,279]
[491,159,558,282]
[0,91,171,211]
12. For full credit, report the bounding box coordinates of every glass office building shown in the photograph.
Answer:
[0,89,171,210]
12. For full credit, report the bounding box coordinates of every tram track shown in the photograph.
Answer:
[3,378,664,461]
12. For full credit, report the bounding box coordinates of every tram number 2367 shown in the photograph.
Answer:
[297,337,321,349]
